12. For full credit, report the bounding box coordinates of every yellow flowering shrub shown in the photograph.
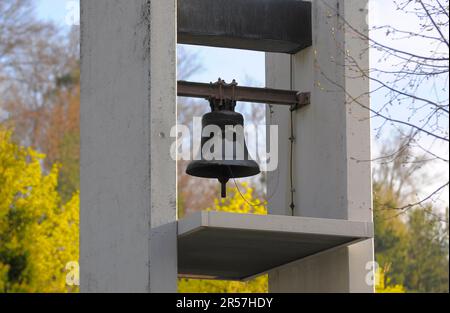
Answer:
[178,182,268,293]
[375,268,406,293]
[0,128,79,293]
[207,182,267,216]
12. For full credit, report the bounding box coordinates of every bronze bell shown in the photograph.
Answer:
[186,98,260,198]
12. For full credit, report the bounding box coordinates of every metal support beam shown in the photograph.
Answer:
[178,80,311,108]
[177,0,312,54]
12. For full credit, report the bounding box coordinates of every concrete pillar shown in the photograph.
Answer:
[266,0,374,292]
[80,0,177,292]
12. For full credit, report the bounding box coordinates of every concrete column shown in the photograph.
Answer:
[80,0,177,292]
[266,0,374,292]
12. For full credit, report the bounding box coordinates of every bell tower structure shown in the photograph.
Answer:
[80,0,373,293]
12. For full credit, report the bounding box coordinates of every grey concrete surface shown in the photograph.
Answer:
[266,0,374,292]
[80,0,177,292]
[178,0,312,53]
[178,211,373,280]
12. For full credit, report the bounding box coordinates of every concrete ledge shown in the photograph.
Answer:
[177,0,312,54]
[177,211,373,280]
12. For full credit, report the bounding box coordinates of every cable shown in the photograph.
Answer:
[289,108,295,216]
[226,165,268,208]
[224,101,282,210]
[226,56,297,214]
[289,55,296,216]
[230,175,266,209]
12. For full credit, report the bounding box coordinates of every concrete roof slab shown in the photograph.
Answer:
[178,211,373,280]
[177,0,312,54]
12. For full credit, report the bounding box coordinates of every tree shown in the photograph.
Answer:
[1,0,80,201]
[316,0,449,213]
[0,128,78,292]
[373,136,448,292]
[404,208,449,292]
[43,66,80,202]
[1,0,78,146]
[373,182,409,288]
[374,185,449,292]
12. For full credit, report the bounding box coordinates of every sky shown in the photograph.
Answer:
[37,0,74,26]
[36,0,265,85]
[368,0,449,208]
[36,0,448,208]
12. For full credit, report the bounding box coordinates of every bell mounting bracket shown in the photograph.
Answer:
[208,79,238,112]
[178,79,311,109]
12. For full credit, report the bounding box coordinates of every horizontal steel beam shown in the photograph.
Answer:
[177,80,310,108]
[177,0,312,54]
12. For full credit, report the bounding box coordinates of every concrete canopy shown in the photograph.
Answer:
[177,0,312,54]
[178,211,373,280]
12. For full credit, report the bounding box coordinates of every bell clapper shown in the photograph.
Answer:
[219,178,229,198]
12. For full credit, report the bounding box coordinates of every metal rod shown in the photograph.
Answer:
[221,182,227,198]
[177,80,310,108]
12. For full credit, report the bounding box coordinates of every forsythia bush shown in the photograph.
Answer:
[0,128,79,292]
[178,182,268,293]
[375,269,406,293]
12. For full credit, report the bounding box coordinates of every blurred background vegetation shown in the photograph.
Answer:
[0,0,448,293]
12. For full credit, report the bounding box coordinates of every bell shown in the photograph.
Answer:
[186,98,260,198]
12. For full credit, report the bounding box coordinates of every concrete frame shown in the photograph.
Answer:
[80,0,373,293]
[80,0,177,292]
[266,0,374,292]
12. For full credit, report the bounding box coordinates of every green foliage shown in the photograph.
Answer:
[374,182,449,293]
[403,208,449,292]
